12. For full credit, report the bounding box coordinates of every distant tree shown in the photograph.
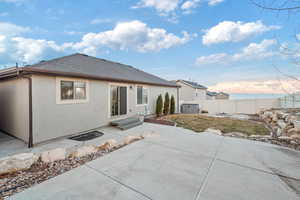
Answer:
[250,0,300,93]
[170,95,175,114]
[156,95,163,117]
[163,92,170,115]
[250,0,300,12]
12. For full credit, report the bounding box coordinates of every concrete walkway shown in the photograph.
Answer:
[9,123,300,200]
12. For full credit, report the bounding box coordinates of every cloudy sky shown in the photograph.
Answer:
[0,0,299,95]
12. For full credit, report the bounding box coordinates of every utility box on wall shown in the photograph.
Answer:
[181,104,200,114]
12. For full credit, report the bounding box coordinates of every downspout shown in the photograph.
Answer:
[177,87,180,113]
[22,74,33,148]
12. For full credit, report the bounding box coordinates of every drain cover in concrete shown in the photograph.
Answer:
[69,131,104,141]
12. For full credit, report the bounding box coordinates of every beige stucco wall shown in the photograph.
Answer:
[31,75,178,144]
[177,81,206,101]
[181,98,280,114]
[0,78,29,142]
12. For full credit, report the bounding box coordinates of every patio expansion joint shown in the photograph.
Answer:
[143,140,215,160]
[194,136,225,200]
[84,164,154,200]
[215,158,300,182]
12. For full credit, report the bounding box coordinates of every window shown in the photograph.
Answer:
[60,80,87,101]
[137,86,148,105]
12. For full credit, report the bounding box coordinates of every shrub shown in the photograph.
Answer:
[170,95,175,114]
[156,95,163,117]
[163,92,170,115]
[201,110,208,114]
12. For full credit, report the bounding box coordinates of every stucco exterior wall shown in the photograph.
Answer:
[0,78,29,142]
[195,89,207,101]
[177,81,206,101]
[31,75,178,144]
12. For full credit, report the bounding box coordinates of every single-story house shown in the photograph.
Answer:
[0,53,179,147]
[175,80,208,101]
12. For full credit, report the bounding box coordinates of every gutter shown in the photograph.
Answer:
[177,87,180,113]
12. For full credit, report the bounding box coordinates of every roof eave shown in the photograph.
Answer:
[178,80,207,90]
[21,67,180,88]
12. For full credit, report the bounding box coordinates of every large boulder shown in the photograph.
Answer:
[123,135,143,145]
[287,128,300,136]
[205,128,223,136]
[72,145,98,158]
[41,148,66,163]
[98,139,118,151]
[271,113,278,122]
[0,153,39,175]
[262,111,273,119]
[277,120,287,129]
[293,120,300,129]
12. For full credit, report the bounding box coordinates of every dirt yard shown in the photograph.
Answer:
[163,114,270,136]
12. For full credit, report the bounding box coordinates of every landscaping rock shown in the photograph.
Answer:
[293,120,300,129]
[249,135,266,139]
[41,148,66,163]
[271,113,278,122]
[205,128,223,135]
[277,120,287,129]
[124,135,143,145]
[72,145,98,158]
[276,127,282,137]
[287,128,300,136]
[223,132,247,138]
[291,134,300,140]
[98,139,118,151]
[278,136,292,141]
[0,153,39,175]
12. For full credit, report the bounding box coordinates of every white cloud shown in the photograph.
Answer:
[0,0,23,2]
[0,20,192,64]
[196,39,278,65]
[11,37,65,63]
[297,34,300,41]
[202,21,280,45]
[208,0,224,6]
[133,0,180,14]
[233,39,277,60]
[63,31,84,36]
[181,0,200,14]
[70,20,192,54]
[209,79,300,94]
[0,21,30,36]
[0,35,6,53]
[90,18,113,25]
[196,53,228,65]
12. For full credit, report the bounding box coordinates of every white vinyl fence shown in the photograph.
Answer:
[181,98,280,115]
[279,93,300,108]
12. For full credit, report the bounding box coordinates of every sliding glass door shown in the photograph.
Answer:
[110,86,127,117]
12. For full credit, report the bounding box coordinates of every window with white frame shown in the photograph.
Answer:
[137,86,148,105]
[61,80,87,101]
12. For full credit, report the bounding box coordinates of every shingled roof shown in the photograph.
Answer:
[178,80,207,89]
[15,53,178,88]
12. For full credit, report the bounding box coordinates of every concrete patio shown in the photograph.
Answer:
[6,123,300,200]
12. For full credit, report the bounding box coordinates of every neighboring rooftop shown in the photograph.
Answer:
[177,80,207,89]
[207,91,229,96]
[2,53,178,87]
[207,91,218,96]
